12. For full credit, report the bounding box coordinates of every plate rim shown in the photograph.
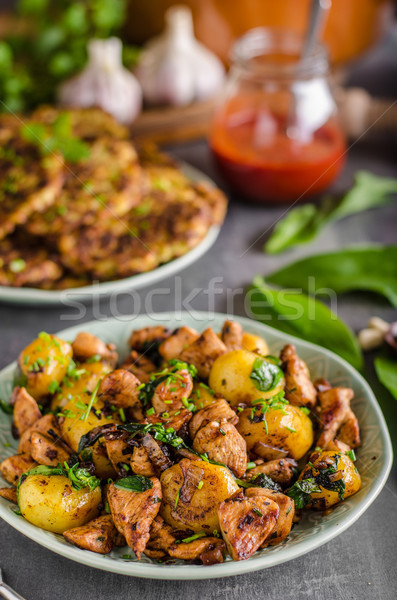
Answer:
[0,312,393,580]
[0,163,222,305]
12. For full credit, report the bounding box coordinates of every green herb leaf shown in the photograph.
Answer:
[250,473,282,492]
[267,246,397,308]
[250,357,283,392]
[182,531,206,543]
[374,352,397,400]
[248,276,363,371]
[0,398,13,414]
[287,478,321,509]
[265,172,397,254]
[114,475,153,493]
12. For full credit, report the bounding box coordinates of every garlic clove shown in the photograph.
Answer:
[59,37,142,125]
[136,5,225,107]
[367,316,390,335]
[358,327,384,351]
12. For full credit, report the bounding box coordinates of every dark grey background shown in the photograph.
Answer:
[1,24,397,600]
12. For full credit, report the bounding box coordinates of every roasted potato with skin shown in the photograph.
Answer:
[241,332,269,355]
[298,450,361,510]
[18,473,102,534]
[209,350,284,407]
[237,404,313,460]
[189,382,217,410]
[18,333,73,401]
[160,459,239,533]
[51,359,112,412]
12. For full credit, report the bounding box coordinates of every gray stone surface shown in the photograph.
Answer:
[1,30,397,600]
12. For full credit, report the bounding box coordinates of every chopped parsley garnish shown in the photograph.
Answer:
[252,508,263,517]
[174,487,181,510]
[182,531,206,543]
[300,406,310,415]
[0,398,13,414]
[82,379,101,422]
[250,357,284,393]
[48,380,60,394]
[345,449,356,462]
[197,480,204,490]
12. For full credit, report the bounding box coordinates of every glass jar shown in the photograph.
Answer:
[209,28,346,203]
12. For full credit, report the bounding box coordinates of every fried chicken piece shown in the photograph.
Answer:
[105,437,133,475]
[98,369,141,410]
[221,321,243,351]
[280,344,317,409]
[179,328,227,379]
[316,384,360,448]
[63,515,120,554]
[0,453,37,485]
[122,350,157,383]
[151,369,194,413]
[129,326,170,351]
[144,515,176,558]
[218,490,279,561]
[156,408,193,433]
[189,399,238,440]
[192,420,247,478]
[169,537,225,564]
[141,434,173,474]
[0,487,18,503]
[158,326,199,361]
[30,431,70,466]
[72,332,117,367]
[130,446,155,477]
[244,458,297,487]
[11,386,41,437]
[107,477,162,559]
[18,414,60,454]
[245,487,294,547]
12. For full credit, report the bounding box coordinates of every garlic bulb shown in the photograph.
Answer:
[59,37,142,125]
[136,5,225,106]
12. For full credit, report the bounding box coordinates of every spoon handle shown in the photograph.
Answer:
[302,0,332,59]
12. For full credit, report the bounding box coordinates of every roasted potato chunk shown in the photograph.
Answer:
[218,490,279,560]
[107,477,162,559]
[179,328,227,379]
[18,473,101,533]
[209,350,285,407]
[160,459,239,533]
[237,403,313,461]
[63,515,119,554]
[280,344,317,409]
[18,333,73,401]
[192,420,247,478]
[297,450,361,510]
[0,453,37,485]
[50,359,112,412]
[11,386,41,437]
[241,332,269,355]
[189,398,238,440]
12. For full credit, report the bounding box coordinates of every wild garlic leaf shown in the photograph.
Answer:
[250,357,283,392]
[286,478,321,509]
[375,352,397,401]
[267,246,397,308]
[264,171,397,254]
[248,276,363,371]
[114,475,153,493]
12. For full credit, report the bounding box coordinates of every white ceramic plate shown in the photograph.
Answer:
[0,312,393,579]
[0,165,221,306]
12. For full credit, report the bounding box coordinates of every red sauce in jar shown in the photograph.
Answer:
[210,101,346,203]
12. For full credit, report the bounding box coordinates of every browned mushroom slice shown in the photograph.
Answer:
[244,458,297,487]
[63,515,119,554]
[280,344,317,409]
[179,328,227,379]
[11,386,41,437]
[129,326,170,351]
[0,453,37,485]
[221,320,243,351]
[97,369,141,410]
[189,399,238,440]
[130,446,155,477]
[18,414,60,454]
[245,487,294,547]
[169,537,225,564]
[105,437,133,475]
[122,350,157,383]
[158,326,199,361]
[72,332,117,367]
[107,477,162,559]
[30,431,71,466]
[151,369,194,413]
[0,487,18,503]
[316,386,360,448]
[141,434,173,475]
[192,420,247,478]
[218,490,279,561]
